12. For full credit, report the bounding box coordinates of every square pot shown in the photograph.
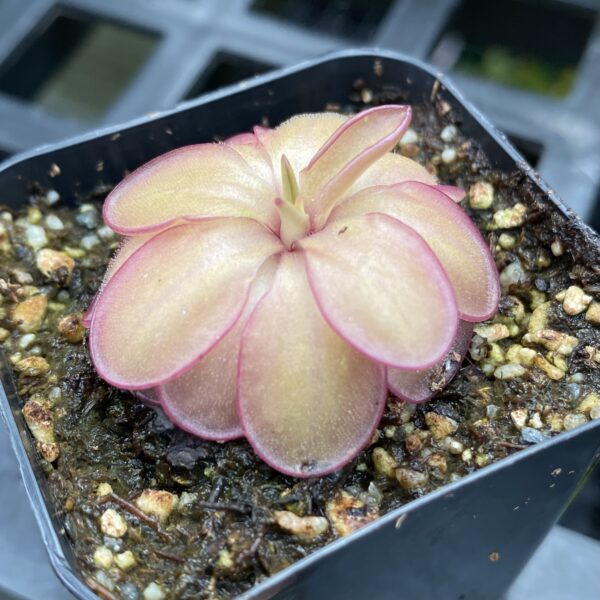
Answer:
[1,49,599,600]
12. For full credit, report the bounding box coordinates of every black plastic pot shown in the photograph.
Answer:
[1,49,599,600]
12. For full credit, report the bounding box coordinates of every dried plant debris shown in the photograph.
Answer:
[1,84,600,600]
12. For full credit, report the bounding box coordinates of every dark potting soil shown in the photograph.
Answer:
[1,77,600,600]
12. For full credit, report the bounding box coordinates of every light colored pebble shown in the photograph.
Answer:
[27,207,43,224]
[81,234,100,250]
[550,240,564,256]
[94,570,114,592]
[522,329,578,356]
[440,125,457,142]
[64,246,85,258]
[37,441,59,462]
[143,582,165,600]
[15,356,49,376]
[0,328,9,342]
[563,413,587,431]
[494,363,526,380]
[441,437,464,455]
[488,343,505,364]
[97,483,113,497]
[18,333,36,349]
[533,354,565,380]
[45,190,60,205]
[528,302,551,333]
[529,290,547,310]
[461,449,473,463]
[100,509,128,538]
[177,491,198,509]
[36,249,75,282]
[510,409,528,429]
[11,269,33,285]
[498,233,517,249]
[500,260,527,288]
[114,550,136,571]
[475,453,491,467]
[425,412,458,439]
[400,128,418,145]
[561,286,592,316]
[273,510,329,539]
[134,489,178,523]
[549,353,568,372]
[505,345,536,366]
[528,413,543,429]
[93,546,113,569]
[546,413,564,432]
[577,393,600,416]
[326,492,378,537]
[216,549,234,570]
[474,323,509,342]
[24,224,48,249]
[45,215,64,231]
[58,313,85,343]
[585,302,600,325]
[567,383,581,401]
[591,406,600,420]
[396,467,428,490]
[441,146,456,164]
[427,453,447,473]
[493,203,526,229]
[521,427,548,444]
[12,295,48,332]
[22,399,54,443]
[372,447,396,478]
[468,181,494,210]
[97,226,115,240]
[536,252,551,268]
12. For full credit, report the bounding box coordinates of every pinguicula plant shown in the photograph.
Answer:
[86,105,500,477]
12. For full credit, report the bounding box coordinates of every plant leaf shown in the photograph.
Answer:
[298,213,459,369]
[84,234,157,327]
[225,132,277,190]
[387,321,474,403]
[301,105,411,228]
[238,252,386,478]
[349,152,465,202]
[158,257,279,441]
[329,182,500,320]
[254,113,346,193]
[103,144,277,234]
[89,218,283,389]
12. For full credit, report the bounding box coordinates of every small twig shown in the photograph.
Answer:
[154,549,185,563]
[496,441,527,450]
[236,535,263,564]
[196,500,250,514]
[86,577,119,600]
[208,477,224,502]
[99,492,173,542]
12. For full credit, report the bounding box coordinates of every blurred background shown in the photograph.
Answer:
[0,0,599,598]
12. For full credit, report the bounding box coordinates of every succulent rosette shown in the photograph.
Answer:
[86,105,499,477]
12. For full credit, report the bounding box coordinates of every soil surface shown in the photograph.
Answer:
[1,79,600,600]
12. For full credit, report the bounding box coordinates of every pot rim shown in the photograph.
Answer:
[1,48,599,600]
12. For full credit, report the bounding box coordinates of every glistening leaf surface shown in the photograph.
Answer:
[89,219,283,389]
[330,182,500,320]
[299,213,459,369]
[238,253,386,478]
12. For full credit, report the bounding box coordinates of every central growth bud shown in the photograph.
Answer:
[276,154,310,249]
